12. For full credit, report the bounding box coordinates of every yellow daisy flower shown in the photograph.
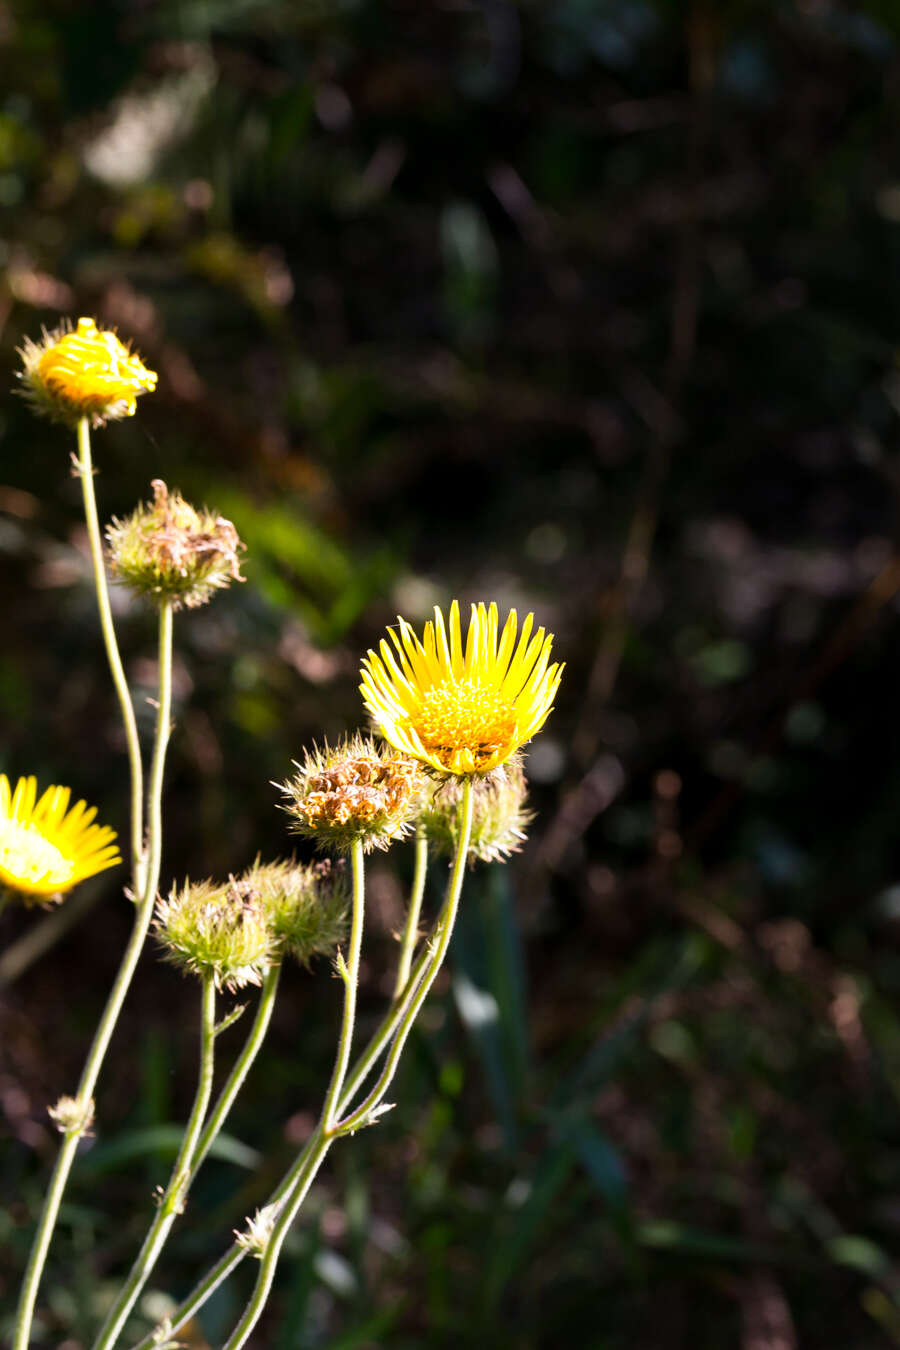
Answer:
[360,600,563,776]
[0,775,121,902]
[17,316,157,426]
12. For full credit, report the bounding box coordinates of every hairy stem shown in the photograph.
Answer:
[14,597,173,1350]
[393,828,428,1000]
[92,975,217,1350]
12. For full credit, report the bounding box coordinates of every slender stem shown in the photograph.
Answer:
[93,976,217,1350]
[220,841,367,1350]
[76,417,145,891]
[193,963,282,1172]
[128,884,450,1350]
[12,593,174,1347]
[335,780,472,1136]
[393,828,428,1000]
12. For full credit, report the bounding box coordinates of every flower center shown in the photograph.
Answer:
[409,679,518,770]
[0,818,74,891]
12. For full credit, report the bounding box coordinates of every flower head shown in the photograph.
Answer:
[17,316,157,427]
[420,758,533,865]
[106,479,245,611]
[0,774,121,903]
[155,876,276,991]
[239,856,348,966]
[360,601,562,776]
[280,734,424,854]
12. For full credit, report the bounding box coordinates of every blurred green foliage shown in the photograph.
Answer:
[4,0,900,1346]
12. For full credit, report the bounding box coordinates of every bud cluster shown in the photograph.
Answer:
[106,479,245,610]
[280,735,424,854]
[154,857,348,989]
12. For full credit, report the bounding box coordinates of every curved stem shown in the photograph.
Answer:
[93,976,217,1350]
[76,417,145,891]
[128,865,453,1350]
[334,780,472,1136]
[14,599,174,1350]
[220,840,367,1350]
[194,963,282,1172]
[393,828,428,1000]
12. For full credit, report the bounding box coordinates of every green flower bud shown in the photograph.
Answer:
[239,856,348,967]
[106,479,245,611]
[419,757,532,865]
[280,734,425,854]
[155,876,275,991]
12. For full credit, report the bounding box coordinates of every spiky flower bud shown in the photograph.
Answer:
[106,480,245,610]
[17,317,157,427]
[155,876,276,991]
[280,735,425,854]
[419,757,532,865]
[239,857,348,966]
[48,1094,95,1137]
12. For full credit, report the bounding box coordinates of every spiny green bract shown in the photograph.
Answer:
[240,857,348,966]
[155,877,275,991]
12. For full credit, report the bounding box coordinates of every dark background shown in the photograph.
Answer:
[3,1,900,1346]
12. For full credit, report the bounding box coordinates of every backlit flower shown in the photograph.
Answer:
[360,601,562,776]
[0,774,121,902]
[17,316,157,426]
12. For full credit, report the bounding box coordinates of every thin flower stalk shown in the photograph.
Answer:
[92,975,218,1350]
[77,416,145,891]
[14,599,174,1350]
[193,962,282,1171]
[128,842,464,1350]
[393,827,428,1000]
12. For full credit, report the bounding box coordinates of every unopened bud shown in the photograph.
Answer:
[419,757,532,865]
[155,876,275,991]
[239,856,348,967]
[17,317,157,427]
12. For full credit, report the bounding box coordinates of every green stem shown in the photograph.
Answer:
[13,599,174,1350]
[193,963,282,1172]
[220,840,367,1350]
[92,976,217,1350]
[334,780,472,1136]
[76,417,145,892]
[221,796,473,1350]
[393,828,428,1000]
[128,867,455,1350]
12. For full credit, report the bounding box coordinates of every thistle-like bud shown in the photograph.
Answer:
[419,757,533,865]
[106,480,245,610]
[280,735,425,854]
[17,316,157,427]
[155,877,276,991]
[239,856,348,966]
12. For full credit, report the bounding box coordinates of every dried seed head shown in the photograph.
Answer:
[16,316,157,427]
[280,734,425,854]
[240,856,348,966]
[155,876,276,991]
[106,479,245,610]
[419,756,532,865]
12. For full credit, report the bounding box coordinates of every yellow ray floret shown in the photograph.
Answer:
[0,774,121,901]
[18,317,157,426]
[360,601,563,775]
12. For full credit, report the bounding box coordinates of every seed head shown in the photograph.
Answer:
[280,734,425,854]
[106,479,245,611]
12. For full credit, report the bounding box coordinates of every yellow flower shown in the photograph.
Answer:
[17,317,157,426]
[360,601,563,776]
[0,775,121,902]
